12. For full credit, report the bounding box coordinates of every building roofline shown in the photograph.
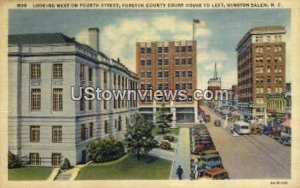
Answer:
[9,32,137,78]
[236,26,286,50]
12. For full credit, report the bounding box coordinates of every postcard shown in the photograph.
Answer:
[0,0,299,187]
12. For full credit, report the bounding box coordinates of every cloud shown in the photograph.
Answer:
[75,15,215,71]
[221,70,237,89]
[75,15,231,90]
[198,49,228,64]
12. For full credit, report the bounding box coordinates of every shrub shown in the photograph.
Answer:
[87,139,125,163]
[163,135,175,142]
[160,141,171,150]
[60,158,71,170]
[8,151,21,169]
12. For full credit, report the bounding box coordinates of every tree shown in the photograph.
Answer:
[156,103,172,134]
[8,151,21,169]
[86,139,125,162]
[124,113,158,160]
[60,158,71,170]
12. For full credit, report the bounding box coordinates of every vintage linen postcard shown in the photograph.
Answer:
[0,0,300,187]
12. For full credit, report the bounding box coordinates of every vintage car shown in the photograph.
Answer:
[262,125,273,135]
[194,137,213,144]
[205,115,211,123]
[271,129,281,140]
[278,135,291,146]
[202,168,230,180]
[192,141,216,154]
[251,127,262,135]
[196,154,223,175]
[192,130,209,136]
[200,150,219,156]
[214,119,222,127]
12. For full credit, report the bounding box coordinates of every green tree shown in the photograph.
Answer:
[86,139,125,163]
[8,151,21,169]
[156,103,172,134]
[124,113,158,160]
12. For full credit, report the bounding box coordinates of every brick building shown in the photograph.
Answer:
[136,40,198,125]
[236,26,286,119]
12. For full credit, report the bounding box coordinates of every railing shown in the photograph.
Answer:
[21,155,64,167]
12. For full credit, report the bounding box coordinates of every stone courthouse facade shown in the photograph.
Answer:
[8,28,138,166]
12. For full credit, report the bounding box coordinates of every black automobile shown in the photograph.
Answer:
[214,120,221,127]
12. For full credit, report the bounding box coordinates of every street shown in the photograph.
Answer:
[201,105,291,179]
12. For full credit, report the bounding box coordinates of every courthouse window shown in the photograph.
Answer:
[89,123,93,137]
[89,68,93,81]
[29,153,40,166]
[30,126,40,142]
[53,89,63,111]
[51,153,61,166]
[103,71,107,84]
[31,64,41,79]
[31,89,41,111]
[81,124,88,140]
[52,126,62,143]
[80,65,85,80]
[53,64,63,79]
[104,120,109,134]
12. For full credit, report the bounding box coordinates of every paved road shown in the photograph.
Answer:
[201,105,291,179]
[170,128,191,180]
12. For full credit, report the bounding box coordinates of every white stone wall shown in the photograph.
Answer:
[8,43,138,166]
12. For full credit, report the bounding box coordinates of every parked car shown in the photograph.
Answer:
[214,120,221,127]
[202,168,230,180]
[262,125,273,135]
[251,127,261,135]
[197,154,222,172]
[200,150,219,156]
[271,129,281,140]
[194,137,213,144]
[193,141,216,154]
[278,135,291,146]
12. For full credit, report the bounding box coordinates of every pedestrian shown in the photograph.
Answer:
[176,165,184,180]
[194,162,199,179]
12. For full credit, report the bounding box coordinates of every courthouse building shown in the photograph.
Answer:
[8,28,138,166]
[136,40,198,125]
[236,26,286,119]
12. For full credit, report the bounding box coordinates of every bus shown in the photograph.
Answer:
[233,121,250,135]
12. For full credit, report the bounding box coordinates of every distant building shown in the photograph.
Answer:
[8,28,138,166]
[285,82,291,118]
[236,26,286,119]
[136,40,198,125]
[207,63,221,108]
[231,84,238,107]
[266,93,286,116]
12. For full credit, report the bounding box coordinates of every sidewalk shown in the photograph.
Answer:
[170,128,190,180]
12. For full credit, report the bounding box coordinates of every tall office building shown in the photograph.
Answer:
[236,26,286,119]
[136,40,198,125]
[8,28,138,166]
[207,63,221,108]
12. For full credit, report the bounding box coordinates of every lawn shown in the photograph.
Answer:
[8,166,53,180]
[76,154,172,180]
[151,127,180,136]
